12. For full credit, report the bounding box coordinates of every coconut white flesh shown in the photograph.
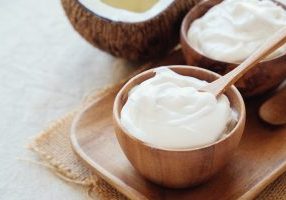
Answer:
[79,0,175,22]
[101,0,159,13]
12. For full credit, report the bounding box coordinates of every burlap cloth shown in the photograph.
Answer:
[29,85,286,200]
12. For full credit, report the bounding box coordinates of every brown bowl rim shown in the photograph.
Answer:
[180,0,286,66]
[113,65,246,152]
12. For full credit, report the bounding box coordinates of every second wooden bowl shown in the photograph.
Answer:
[113,65,246,188]
[180,0,286,97]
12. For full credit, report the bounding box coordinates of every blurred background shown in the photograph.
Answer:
[0,1,135,199]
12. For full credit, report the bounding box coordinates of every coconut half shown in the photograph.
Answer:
[61,0,199,60]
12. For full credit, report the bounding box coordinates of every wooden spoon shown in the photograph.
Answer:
[259,86,286,125]
[200,27,286,97]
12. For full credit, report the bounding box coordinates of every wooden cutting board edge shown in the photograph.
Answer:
[70,98,286,200]
[71,100,149,200]
[239,163,286,200]
[70,49,286,199]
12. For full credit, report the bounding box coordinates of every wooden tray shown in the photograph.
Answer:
[70,51,286,200]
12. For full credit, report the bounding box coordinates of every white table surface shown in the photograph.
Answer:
[1,0,286,200]
[0,0,134,199]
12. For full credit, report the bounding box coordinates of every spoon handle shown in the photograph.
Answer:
[202,27,286,97]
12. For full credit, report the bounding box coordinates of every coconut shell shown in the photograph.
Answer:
[61,0,199,61]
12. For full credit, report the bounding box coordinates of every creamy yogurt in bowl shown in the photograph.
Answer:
[187,0,286,63]
[180,0,286,97]
[113,65,245,188]
[121,67,237,149]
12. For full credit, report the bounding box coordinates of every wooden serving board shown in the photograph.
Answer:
[71,51,286,200]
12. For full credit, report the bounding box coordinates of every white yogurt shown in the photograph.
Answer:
[187,0,286,63]
[120,67,236,149]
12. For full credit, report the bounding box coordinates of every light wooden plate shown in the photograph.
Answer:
[70,51,286,200]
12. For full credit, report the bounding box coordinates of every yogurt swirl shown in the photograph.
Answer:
[187,0,286,63]
[120,67,235,149]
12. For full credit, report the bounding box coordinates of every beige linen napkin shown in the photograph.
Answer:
[29,86,286,199]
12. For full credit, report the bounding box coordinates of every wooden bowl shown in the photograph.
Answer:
[113,65,246,188]
[180,0,286,97]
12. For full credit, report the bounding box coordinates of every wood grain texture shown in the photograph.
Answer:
[70,51,286,200]
[113,66,245,188]
[180,0,286,97]
[61,0,198,61]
